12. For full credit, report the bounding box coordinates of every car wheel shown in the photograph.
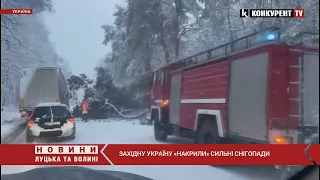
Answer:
[70,134,75,139]
[70,129,76,139]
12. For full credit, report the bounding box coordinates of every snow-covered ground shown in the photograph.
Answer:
[1,107,25,140]
[1,119,279,180]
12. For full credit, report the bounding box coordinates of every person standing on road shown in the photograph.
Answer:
[80,98,89,122]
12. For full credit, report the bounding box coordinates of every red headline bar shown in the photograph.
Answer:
[0,144,109,165]
[0,9,33,14]
[0,144,319,165]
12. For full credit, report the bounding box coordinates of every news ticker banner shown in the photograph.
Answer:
[240,9,304,18]
[0,9,33,14]
[0,144,319,165]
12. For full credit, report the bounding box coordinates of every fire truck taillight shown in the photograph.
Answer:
[162,100,169,107]
[274,136,293,144]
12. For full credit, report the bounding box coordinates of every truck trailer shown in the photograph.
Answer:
[19,67,70,120]
[149,27,319,178]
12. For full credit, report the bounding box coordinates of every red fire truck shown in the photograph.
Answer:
[150,27,318,147]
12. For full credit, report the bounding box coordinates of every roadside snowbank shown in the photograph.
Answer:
[1,107,25,139]
[1,107,20,124]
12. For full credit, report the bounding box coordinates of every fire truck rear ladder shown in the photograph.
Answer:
[288,32,319,143]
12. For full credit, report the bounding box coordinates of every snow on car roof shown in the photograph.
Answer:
[36,102,67,107]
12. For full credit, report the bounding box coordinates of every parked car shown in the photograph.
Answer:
[26,102,76,142]
[20,110,33,121]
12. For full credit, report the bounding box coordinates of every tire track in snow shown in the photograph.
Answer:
[1,124,26,144]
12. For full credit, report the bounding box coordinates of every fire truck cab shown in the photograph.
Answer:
[150,27,319,147]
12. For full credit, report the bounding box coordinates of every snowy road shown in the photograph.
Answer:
[1,120,280,180]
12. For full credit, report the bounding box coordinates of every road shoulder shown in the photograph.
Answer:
[1,120,26,143]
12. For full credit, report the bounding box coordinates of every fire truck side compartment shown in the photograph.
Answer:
[228,52,269,141]
[169,73,182,125]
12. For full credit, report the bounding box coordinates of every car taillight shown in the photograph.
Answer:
[28,120,35,127]
[69,117,75,123]
[21,113,28,118]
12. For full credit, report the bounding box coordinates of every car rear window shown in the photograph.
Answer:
[32,107,51,119]
[32,106,69,119]
[51,106,69,117]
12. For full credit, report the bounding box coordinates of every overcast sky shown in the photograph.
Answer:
[42,0,125,78]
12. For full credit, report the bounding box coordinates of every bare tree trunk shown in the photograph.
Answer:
[144,42,152,72]
[174,0,183,59]
[159,17,170,64]
[157,0,171,63]
[225,0,234,41]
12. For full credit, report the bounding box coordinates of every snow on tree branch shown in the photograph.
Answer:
[1,0,70,110]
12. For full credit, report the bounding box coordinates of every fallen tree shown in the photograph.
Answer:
[99,102,149,120]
